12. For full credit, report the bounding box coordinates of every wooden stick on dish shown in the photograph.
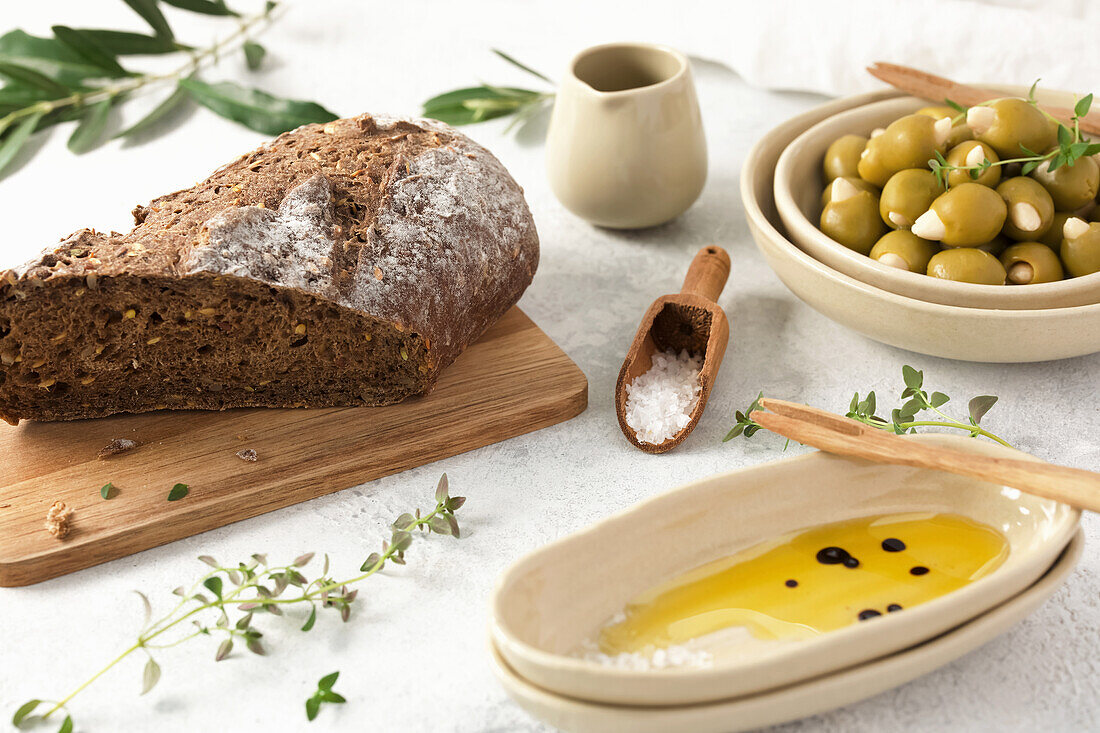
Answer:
[750,398,1100,513]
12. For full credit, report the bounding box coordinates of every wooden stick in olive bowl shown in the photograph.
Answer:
[867,61,1100,136]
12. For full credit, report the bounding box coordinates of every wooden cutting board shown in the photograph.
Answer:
[0,307,587,587]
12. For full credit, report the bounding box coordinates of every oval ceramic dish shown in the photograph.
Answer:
[742,90,1100,362]
[774,86,1100,310]
[489,435,1079,707]
[490,530,1082,733]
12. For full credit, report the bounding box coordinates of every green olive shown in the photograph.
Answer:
[1039,211,1076,249]
[823,134,868,181]
[995,177,1054,240]
[944,141,1001,188]
[1060,217,1100,277]
[968,98,1056,158]
[940,236,1008,256]
[820,186,887,255]
[869,230,939,273]
[1000,242,1064,284]
[821,176,878,207]
[1030,154,1100,210]
[927,247,1007,284]
[879,169,941,229]
[858,114,950,187]
[915,106,973,147]
[913,183,1007,246]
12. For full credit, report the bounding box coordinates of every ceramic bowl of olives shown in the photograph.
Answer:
[742,88,1100,363]
[773,86,1100,310]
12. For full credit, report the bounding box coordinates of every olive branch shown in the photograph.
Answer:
[0,0,339,178]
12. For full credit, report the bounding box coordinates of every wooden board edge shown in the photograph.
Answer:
[0,361,587,587]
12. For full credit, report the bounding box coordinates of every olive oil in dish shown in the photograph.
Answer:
[598,512,1008,655]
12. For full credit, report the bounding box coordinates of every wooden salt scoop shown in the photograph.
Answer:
[751,398,1100,513]
[867,61,1100,136]
[615,246,730,454]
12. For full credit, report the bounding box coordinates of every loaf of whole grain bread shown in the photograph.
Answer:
[0,114,539,423]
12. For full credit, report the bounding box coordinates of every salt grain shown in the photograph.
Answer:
[624,349,703,445]
[581,644,713,671]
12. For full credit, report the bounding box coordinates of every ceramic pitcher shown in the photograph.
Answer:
[546,43,707,229]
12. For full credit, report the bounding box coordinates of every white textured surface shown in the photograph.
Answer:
[0,2,1098,732]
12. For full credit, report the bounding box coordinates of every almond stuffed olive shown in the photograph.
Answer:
[944,141,1001,188]
[1029,154,1100,210]
[1000,242,1064,284]
[1061,217,1100,276]
[966,98,1057,158]
[879,169,941,229]
[912,183,1007,246]
[820,178,887,255]
[927,247,1007,285]
[823,134,868,181]
[996,177,1055,240]
[858,114,952,187]
[869,230,939,272]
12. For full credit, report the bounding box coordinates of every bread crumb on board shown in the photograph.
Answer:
[45,501,73,539]
[97,438,139,459]
[236,448,258,462]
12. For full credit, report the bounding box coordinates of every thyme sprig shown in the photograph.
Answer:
[928,83,1100,188]
[724,365,1011,448]
[421,49,554,132]
[0,0,338,177]
[305,671,345,722]
[12,475,464,732]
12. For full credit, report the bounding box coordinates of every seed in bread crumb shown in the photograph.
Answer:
[45,501,73,539]
[123,308,136,319]
[236,448,258,462]
[294,323,307,335]
[98,438,139,459]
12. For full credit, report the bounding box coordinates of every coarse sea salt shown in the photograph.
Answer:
[580,644,714,671]
[624,349,703,445]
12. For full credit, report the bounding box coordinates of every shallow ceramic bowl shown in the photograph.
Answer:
[743,91,1100,362]
[490,531,1083,733]
[489,435,1079,706]
[774,87,1100,310]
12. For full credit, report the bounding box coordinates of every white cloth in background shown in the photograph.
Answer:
[540,0,1099,98]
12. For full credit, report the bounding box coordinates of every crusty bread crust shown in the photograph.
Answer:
[0,114,539,423]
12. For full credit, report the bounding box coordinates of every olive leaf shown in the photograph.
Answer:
[422,85,544,126]
[122,0,175,40]
[0,60,71,97]
[180,78,338,135]
[114,81,189,140]
[73,29,180,56]
[0,111,45,176]
[67,97,113,153]
[51,26,128,77]
[243,41,265,70]
[491,48,554,84]
[162,0,239,16]
[0,30,105,85]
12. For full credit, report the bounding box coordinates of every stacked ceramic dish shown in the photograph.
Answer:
[488,436,1081,733]
[743,86,1100,363]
